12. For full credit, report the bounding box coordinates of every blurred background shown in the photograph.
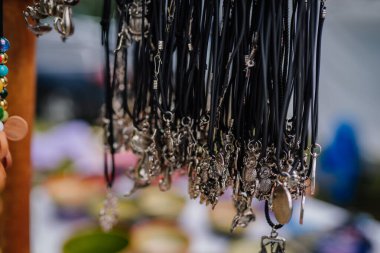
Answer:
[29,0,380,252]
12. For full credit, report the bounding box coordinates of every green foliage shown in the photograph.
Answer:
[73,0,104,17]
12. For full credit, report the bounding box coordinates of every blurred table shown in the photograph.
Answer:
[31,185,380,253]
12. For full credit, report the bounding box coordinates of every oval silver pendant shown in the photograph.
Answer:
[272,184,293,224]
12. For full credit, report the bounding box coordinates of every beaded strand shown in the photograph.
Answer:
[0,36,10,125]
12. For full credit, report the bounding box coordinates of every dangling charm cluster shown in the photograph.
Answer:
[23,0,80,39]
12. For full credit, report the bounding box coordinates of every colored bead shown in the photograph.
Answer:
[1,110,8,122]
[0,77,8,88]
[0,107,3,120]
[0,89,8,99]
[0,65,8,77]
[0,54,8,64]
[0,121,3,131]
[0,100,7,110]
[0,37,10,53]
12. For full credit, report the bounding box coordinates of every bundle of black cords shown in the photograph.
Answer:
[100,0,327,235]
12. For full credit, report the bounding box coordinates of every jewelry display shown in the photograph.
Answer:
[95,0,328,249]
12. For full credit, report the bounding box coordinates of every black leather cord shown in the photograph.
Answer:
[101,0,116,188]
[265,200,284,230]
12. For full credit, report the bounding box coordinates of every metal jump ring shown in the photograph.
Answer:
[163,111,174,122]
[311,143,322,158]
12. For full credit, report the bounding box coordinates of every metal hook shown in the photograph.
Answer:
[54,6,74,39]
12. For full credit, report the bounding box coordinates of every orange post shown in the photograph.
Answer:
[1,1,36,253]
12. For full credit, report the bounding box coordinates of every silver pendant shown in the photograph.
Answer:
[260,231,286,253]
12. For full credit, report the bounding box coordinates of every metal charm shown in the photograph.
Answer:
[231,184,256,232]
[23,0,79,39]
[260,230,286,253]
[99,189,118,232]
[126,119,155,196]
[256,164,274,200]
[158,112,177,191]
[310,143,322,195]
[115,0,151,51]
